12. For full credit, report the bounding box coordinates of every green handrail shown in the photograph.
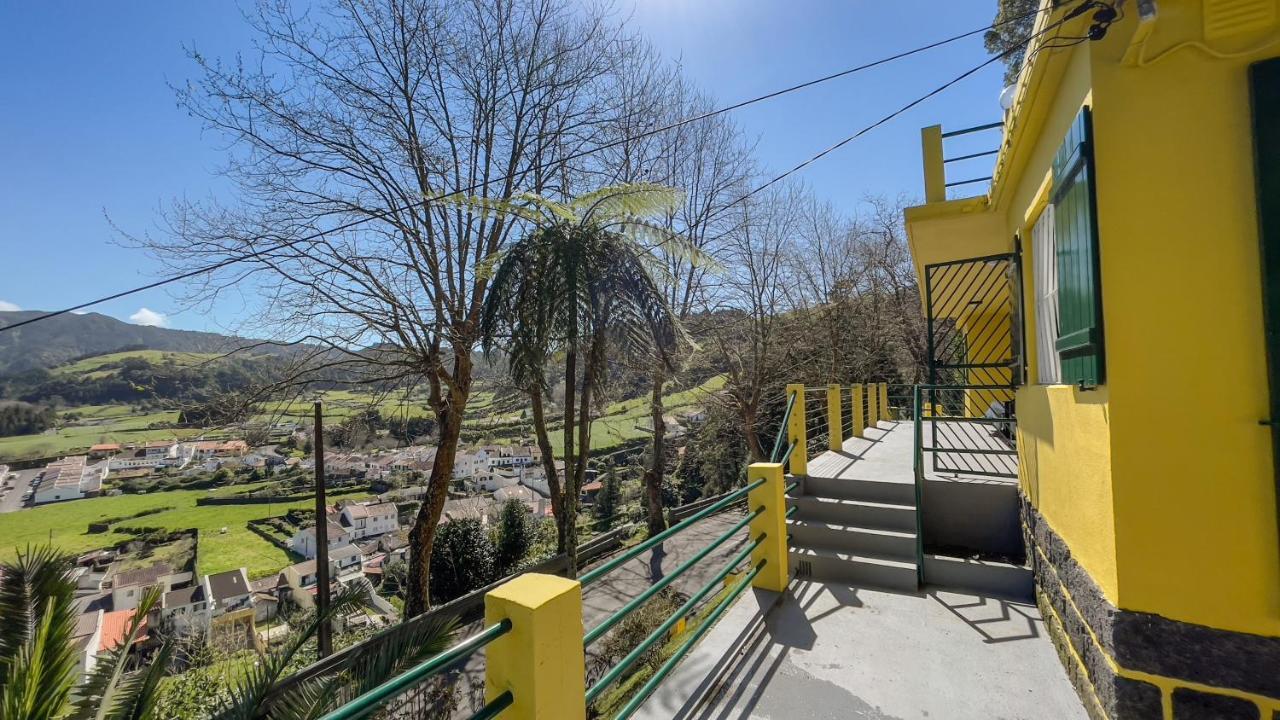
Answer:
[779,440,797,469]
[318,619,512,720]
[583,506,764,645]
[585,533,767,703]
[613,561,765,719]
[912,384,925,587]
[770,391,798,462]
[469,691,513,720]
[580,478,764,586]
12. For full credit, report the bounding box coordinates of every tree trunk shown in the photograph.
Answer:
[643,367,668,537]
[405,406,463,616]
[567,325,607,577]
[405,352,471,617]
[529,389,565,553]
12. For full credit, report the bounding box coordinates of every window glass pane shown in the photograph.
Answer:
[1033,204,1061,384]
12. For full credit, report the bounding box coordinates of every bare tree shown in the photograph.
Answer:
[146,0,648,615]
[706,182,809,462]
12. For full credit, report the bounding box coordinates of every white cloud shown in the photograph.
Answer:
[129,308,169,328]
[0,300,20,312]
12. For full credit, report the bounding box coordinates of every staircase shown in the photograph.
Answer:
[786,440,921,592]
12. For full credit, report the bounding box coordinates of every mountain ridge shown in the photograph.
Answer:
[0,311,255,376]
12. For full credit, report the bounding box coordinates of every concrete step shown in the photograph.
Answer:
[923,554,1033,601]
[786,495,916,531]
[801,475,914,505]
[790,545,918,592]
[787,518,916,561]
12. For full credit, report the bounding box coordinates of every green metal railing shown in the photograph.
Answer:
[319,619,513,720]
[611,561,765,719]
[583,506,763,645]
[770,389,798,462]
[580,477,765,587]
[585,533,768,704]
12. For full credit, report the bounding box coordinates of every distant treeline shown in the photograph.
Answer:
[0,354,279,407]
[0,401,56,437]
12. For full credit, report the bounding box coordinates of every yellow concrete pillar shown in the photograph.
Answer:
[851,384,865,439]
[827,384,843,451]
[785,384,807,476]
[879,383,890,423]
[748,462,788,592]
[922,125,946,203]
[867,383,879,430]
[484,574,586,720]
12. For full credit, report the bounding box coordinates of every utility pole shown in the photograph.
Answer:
[313,401,332,657]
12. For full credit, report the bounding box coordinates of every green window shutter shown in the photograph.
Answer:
[1052,107,1105,386]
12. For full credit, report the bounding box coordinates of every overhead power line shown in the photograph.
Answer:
[1,4,1057,334]
[718,0,1111,214]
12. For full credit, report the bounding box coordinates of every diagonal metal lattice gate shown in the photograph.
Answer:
[923,252,1021,478]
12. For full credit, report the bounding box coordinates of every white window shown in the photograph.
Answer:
[1033,204,1062,384]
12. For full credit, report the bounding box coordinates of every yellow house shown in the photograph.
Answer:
[905,0,1280,717]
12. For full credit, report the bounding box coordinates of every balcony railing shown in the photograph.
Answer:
[921,121,1003,202]
[312,380,919,719]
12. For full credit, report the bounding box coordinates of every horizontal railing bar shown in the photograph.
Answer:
[921,416,1013,425]
[785,481,798,493]
[319,620,512,720]
[585,534,766,703]
[924,446,1019,456]
[779,440,797,468]
[770,390,798,462]
[612,562,764,720]
[786,505,798,518]
[580,478,764,586]
[933,467,1019,479]
[468,691,513,720]
[929,362,1017,370]
[940,121,1002,138]
[944,176,994,187]
[583,506,763,645]
[943,149,999,163]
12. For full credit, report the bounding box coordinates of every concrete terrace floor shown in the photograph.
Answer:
[633,579,1087,720]
[634,421,1083,720]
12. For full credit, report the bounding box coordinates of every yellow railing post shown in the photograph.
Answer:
[748,462,788,592]
[851,384,865,439]
[922,124,946,203]
[867,383,879,430]
[785,383,807,476]
[879,382,890,423]
[827,384,842,451]
[484,574,586,720]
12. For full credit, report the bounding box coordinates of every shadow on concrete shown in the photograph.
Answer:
[927,589,1042,644]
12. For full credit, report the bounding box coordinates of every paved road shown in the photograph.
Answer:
[447,509,754,715]
[0,468,40,513]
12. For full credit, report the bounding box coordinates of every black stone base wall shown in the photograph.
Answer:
[1021,496,1280,720]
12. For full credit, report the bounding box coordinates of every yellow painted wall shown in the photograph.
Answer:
[1018,385,1119,600]
[907,1,1280,637]
[1089,5,1279,636]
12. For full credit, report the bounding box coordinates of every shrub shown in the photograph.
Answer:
[494,500,535,576]
[429,518,496,603]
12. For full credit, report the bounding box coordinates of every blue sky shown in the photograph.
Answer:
[0,1,1007,333]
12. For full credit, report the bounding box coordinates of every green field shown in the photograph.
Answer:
[52,350,223,377]
[0,482,370,579]
[0,409,197,461]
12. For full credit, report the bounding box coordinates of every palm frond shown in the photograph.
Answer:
[71,585,167,720]
[571,183,683,224]
[0,545,76,675]
[214,584,368,720]
[616,219,722,272]
[0,595,78,720]
[263,676,343,720]
[512,192,576,223]
[437,193,546,226]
